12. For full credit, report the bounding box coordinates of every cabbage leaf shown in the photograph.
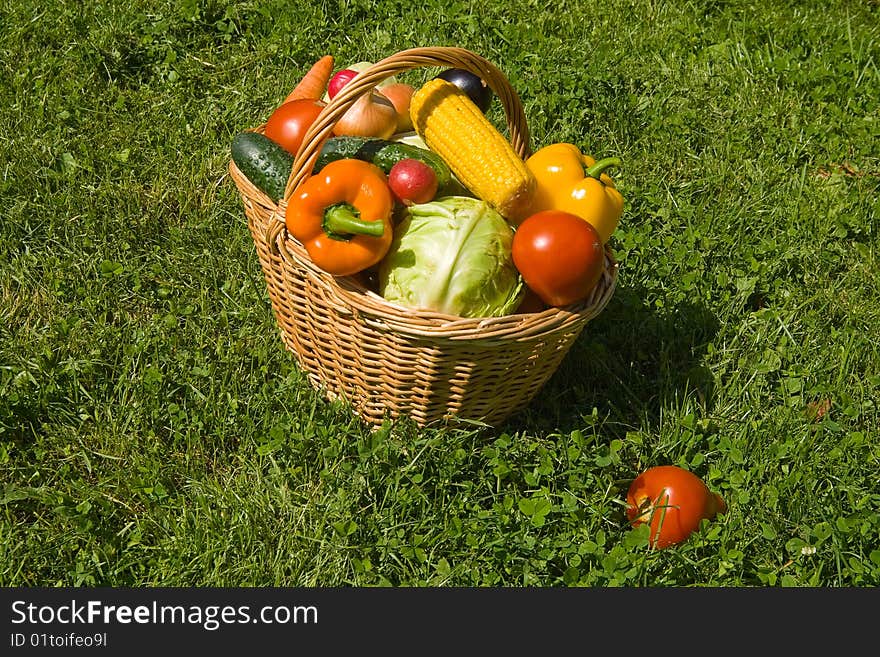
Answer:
[378,196,523,318]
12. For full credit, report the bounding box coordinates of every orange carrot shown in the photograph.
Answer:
[283,55,334,104]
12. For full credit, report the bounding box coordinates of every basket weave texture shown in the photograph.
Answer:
[228,46,619,428]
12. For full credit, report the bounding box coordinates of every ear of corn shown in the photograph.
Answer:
[409,78,535,221]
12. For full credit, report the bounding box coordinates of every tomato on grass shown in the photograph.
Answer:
[626,465,727,549]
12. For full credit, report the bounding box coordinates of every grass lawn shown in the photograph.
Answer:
[1,0,878,586]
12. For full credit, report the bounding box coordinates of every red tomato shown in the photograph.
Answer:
[626,465,727,549]
[264,98,326,156]
[511,210,605,307]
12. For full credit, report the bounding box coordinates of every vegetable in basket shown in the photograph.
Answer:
[326,62,403,139]
[378,196,523,318]
[265,98,327,157]
[433,68,493,113]
[314,136,454,194]
[230,132,293,203]
[522,143,624,244]
[328,64,418,123]
[322,61,399,103]
[283,54,335,104]
[285,159,394,277]
[388,159,439,206]
[512,210,605,308]
[409,78,536,223]
[333,91,398,140]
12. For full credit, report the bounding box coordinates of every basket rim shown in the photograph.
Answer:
[349,273,618,341]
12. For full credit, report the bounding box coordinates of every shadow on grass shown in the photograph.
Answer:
[503,285,720,436]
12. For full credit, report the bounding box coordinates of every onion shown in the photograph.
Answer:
[333,91,398,139]
[378,83,415,132]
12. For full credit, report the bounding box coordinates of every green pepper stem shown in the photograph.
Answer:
[585,157,622,180]
[323,203,384,238]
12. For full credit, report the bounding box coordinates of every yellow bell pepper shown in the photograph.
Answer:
[521,143,623,244]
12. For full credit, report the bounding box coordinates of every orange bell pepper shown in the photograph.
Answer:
[522,143,623,244]
[285,159,394,276]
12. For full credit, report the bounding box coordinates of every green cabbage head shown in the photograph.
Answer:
[378,196,523,318]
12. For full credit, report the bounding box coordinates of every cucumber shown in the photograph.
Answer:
[312,136,387,171]
[231,132,294,203]
[313,136,453,192]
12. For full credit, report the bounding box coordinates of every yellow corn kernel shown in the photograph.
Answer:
[410,78,535,221]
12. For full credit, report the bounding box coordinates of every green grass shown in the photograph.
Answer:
[1,0,878,586]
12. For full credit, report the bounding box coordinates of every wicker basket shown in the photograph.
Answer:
[228,46,619,428]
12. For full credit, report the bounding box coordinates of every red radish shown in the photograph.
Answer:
[388,159,439,205]
[328,69,359,99]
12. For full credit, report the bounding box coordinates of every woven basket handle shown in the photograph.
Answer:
[266,46,531,247]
